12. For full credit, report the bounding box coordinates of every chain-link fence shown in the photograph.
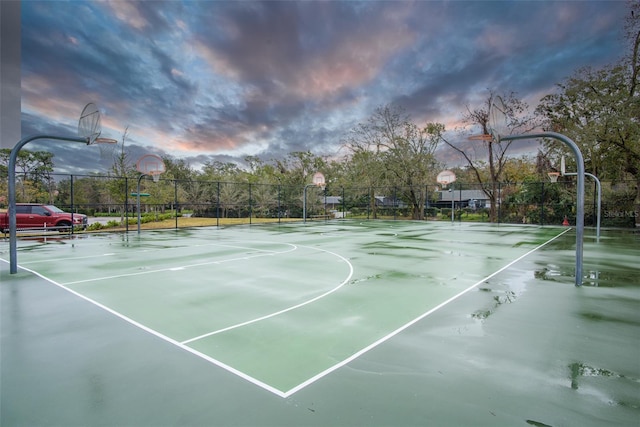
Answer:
[4,173,639,230]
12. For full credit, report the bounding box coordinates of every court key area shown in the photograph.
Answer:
[2,220,639,426]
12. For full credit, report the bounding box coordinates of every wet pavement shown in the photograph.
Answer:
[1,222,638,426]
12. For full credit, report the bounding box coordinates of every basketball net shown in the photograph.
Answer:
[96,138,118,162]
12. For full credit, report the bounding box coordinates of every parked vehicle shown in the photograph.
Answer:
[0,203,88,233]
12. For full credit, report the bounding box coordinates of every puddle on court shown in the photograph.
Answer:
[568,362,640,408]
[578,311,640,326]
[470,288,518,321]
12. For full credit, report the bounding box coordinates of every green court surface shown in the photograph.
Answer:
[1,220,639,426]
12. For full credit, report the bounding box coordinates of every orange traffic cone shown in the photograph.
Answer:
[562,216,570,226]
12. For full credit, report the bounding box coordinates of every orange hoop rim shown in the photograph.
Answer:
[468,134,493,141]
[93,137,118,145]
[548,171,560,183]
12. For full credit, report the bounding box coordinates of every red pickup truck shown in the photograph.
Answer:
[0,203,88,233]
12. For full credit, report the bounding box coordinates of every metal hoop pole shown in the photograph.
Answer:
[501,132,585,286]
[303,184,315,223]
[137,174,147,234]
[8,135,88,274]
[564,172,601,242]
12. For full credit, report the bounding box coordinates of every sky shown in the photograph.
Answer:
[6,0,630,175]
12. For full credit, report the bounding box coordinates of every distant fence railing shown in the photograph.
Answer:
[4,173,639,230]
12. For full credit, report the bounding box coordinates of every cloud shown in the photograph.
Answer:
[16,0,628,174]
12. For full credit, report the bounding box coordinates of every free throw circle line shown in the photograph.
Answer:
[181,245,354,345]
[62,243,297,285]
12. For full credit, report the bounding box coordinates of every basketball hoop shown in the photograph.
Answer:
[136,154,166,182]
[548,172,560,183]
[488,95,509,143]
[78,103,102,144]
[94,137,118,144]
[312,172,326,188]
[468,134,493,141]
[436,170,456,186]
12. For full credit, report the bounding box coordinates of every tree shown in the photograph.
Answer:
[106,127,136,223]
[250,182,279,218]
[343,105,442,220]
[0,148,55,203]
[536,3,639,203]
[201,160,242,181]
[162,155,194,182]
[440,91,539,222]
[274,151,327,187]
[383,123,441,219]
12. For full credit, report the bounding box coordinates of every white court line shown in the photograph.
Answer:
[19,253,118,263]
[280,227,572,397]
[181,245,354,344]
[19,241,276,265]
[0,241,354,398]
[1,260,289,398]
[62,243,298,285]
[3,227,572,398]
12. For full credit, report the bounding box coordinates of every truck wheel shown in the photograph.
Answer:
[57,221,72,233]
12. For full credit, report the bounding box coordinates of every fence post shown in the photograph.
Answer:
[458,185,462,222]
[540,181,545,226]
[216,182,220,227]
[125,177,129,232]
[277,184,281,224]
[249,183,252,225]
[423,185,427,221]
[174,179,178,229]
[70,175,75,235]
[498,182,502,224]
[323,186,327,219]
[393,187,397,220]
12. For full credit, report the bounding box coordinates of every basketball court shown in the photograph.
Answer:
[2,220,639,426]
